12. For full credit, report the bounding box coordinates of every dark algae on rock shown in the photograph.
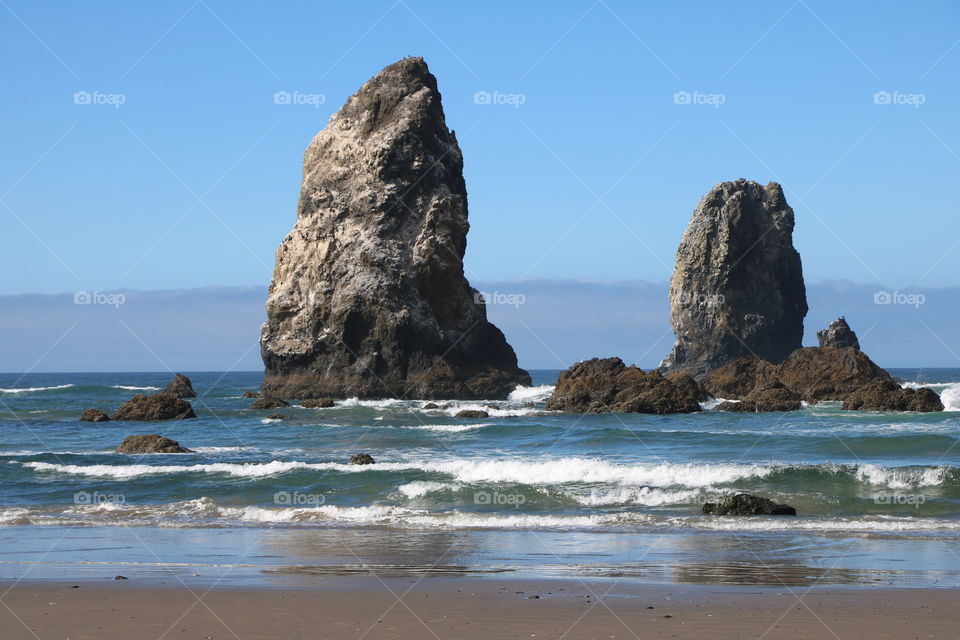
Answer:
[259,58,529,400]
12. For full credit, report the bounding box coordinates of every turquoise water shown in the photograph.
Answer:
[1,369,959,586]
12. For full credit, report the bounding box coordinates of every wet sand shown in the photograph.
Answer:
[0,578,957,639]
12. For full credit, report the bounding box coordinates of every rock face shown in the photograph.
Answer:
[80,408,111,422]
[777,347,890,401]
[817,317,860,350]
[660,179,808,377]
[702,355,779,399]
[112,393,196,421]
[300,398,334,408]
[545,357,706,414]
[116,434,192,454]
[259,57,530,400]
[702,494,796,516]
[842,379,943,412]
[162,373,197,398]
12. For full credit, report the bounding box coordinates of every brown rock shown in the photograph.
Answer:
[116,434,192,454]
[777,347,891,401]
[112,393,196,421]
[455,409,489,418]
[817,317,860,350]
[241,390,260,399]
[300,398,335,408]
[717,383,802,412]
[265,413,292,420]
[162,373,197,398]
[348,453,376,465]
[80,408,111,422]
[249,396,289,410]
[702,355,779,399]
[842,379,943,412]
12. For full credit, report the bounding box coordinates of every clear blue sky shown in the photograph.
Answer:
[1,0,958,295]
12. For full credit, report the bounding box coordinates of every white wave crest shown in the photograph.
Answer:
[938,384,960,411]
[0,384,74,393]
[855,463,950,489]
[507,385,555,402]
[396,481,458,498]
[111,385,161,391]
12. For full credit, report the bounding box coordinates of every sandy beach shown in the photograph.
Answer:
[1,578,957,639]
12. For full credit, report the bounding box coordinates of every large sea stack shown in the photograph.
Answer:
[660,179,808,377]
[260,58,530,400]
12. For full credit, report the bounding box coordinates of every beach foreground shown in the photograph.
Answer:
[1,579,956,639]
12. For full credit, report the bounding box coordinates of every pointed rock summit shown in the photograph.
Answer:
[259,58,530,399]
[817,317,860,350]
[660,179,808,376]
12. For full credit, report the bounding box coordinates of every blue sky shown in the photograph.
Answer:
[1,0,958,296]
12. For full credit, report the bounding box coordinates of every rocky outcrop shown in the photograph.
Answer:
[702,355,779,399]
[80,408,111,422]
[348,453,376,465]
[300,398,334,408]
[162,373,197,398]
[259,57,530,400]
[702,494,796,516]
[716,382,802,412]
[777,347,891,401]
[112,393,196,421]
[817,317,860,350]
[660,179,807,377]
[842,379,943,412]
[266,413,292,420]
[455,409,488,418]
[249,396,289,410]
[545,357,706,414]
[241,390,260,399]
[116,434,192,454]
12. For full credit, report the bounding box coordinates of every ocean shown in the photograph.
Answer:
[1,369,959,587]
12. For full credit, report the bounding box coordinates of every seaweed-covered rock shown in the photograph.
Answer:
[249,396,289,410]
[116,434,193,454]
[162,373,197,398]
[348,453,376,465]
[241,390,260,399]
[80,408,111,422]
[702,494,796,516]
[842,379,943,412]
[716,384,802,412]
[701,355,780,399]
[777,347,891,401]
[112,393,196,421]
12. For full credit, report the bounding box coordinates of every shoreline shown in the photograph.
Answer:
[1,578,957,639]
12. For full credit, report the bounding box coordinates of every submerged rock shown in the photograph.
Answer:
[545,357,705,414]
[455,409,489,418]
[249,396,289,410]
[162,373,197,398]
[702,494,796,516]
[300,398,334,408]
[660,179,807,376]
[422,402,441,409]
[265,413,292,420]
[112,393,196,421]
[842,379,943,412]
[80,408,111,422]
[817,317,860,350]
[116,434,193,454]
[259,57,530,400]
[348,453,376,465]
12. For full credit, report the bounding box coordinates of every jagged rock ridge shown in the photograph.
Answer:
[660,179,808,377]
[259,57,530,399]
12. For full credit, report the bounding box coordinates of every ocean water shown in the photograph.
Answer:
[1,369,959,587]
